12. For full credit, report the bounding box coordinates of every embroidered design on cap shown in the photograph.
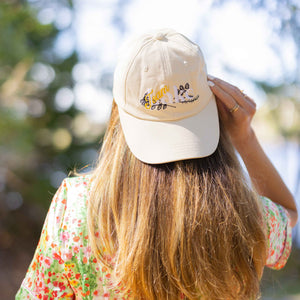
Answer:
[140,82,199,111]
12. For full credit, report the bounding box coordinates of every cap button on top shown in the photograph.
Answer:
[153,32,165,41]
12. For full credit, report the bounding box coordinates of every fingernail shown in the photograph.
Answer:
[207,75,215,80]
[208,80,215,87]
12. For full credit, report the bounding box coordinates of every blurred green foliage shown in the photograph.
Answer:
[0,2,102,296]
[0,0,97,212]
[0,2,57,65]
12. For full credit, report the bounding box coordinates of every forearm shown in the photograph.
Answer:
[235,130,298,226]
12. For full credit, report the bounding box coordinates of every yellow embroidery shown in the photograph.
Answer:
[145,85,170,108]
[154,85,169,103]
[140,83,197,110]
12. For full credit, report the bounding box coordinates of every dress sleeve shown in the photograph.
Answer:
[262,196,292,270]
[15,179,74,299]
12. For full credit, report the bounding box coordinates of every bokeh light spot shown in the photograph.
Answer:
[5,192,23,210]
[27,99,46,117]
[71,113,90,138]
[29,63,55,87]
[52,128,72,150]
[54,87,74,112]
[50,171,67,188]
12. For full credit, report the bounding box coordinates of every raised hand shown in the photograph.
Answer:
[207,75,256,151]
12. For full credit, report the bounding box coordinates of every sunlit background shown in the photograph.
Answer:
[0,0,299,298]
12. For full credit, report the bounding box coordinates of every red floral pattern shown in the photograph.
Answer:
[16,175,292,299]
[263,196,292,269]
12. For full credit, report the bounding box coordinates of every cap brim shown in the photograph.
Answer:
[118,95,220,164]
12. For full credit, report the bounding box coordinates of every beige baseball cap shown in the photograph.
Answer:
[113,28,219,164]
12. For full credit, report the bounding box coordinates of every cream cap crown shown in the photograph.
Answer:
[113,28,219,164]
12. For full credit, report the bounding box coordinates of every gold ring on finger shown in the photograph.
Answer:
[229,103,239,113]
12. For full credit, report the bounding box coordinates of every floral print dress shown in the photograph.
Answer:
[16,174,292,299]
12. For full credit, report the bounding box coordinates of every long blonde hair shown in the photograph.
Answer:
[88,101,267,300]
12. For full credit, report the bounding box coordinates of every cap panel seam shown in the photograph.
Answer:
[161,42,171,79]
[177,33,200,52]
[123,39,153,107]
